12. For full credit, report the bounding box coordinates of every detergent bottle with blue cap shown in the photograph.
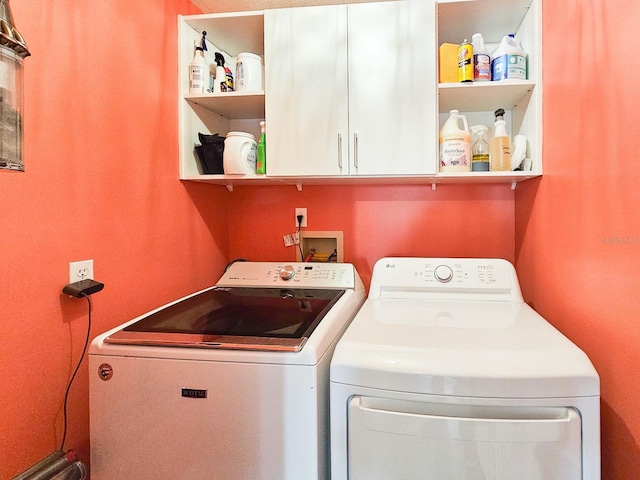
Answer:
[492,34,527,81]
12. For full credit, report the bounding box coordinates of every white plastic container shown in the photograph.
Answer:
[223,132,257,174]
[471,33,491,82]
[213,65,226,93]
[492,34,527,81]
[439,110,471,172]
[235,52,263,92]
[188,41,208,94]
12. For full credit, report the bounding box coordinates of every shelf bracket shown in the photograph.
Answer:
[296,184,303,192]
[511,182,517,190]
[225,184,234,192]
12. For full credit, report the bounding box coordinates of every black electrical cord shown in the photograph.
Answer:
[60,294,92,452]
[297,215,304,261]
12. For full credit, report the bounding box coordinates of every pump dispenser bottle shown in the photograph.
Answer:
[491,108,511,171]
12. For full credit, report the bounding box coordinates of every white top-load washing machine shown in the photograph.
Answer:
[330,257,600,480]
[89,261,365,480]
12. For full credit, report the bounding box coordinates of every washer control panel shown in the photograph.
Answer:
[369,258,522,301]
[218,262,357,289]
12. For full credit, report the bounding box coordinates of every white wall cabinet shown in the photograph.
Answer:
[435,0,542,185]
[264,1,437,177]
[178,0,542,189]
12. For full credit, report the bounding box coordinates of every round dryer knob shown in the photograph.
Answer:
[434,265,453,283]
[279,265,296,280]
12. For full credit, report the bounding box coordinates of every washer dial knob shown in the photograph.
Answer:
[279,265,295,280]
[434,265,453,283]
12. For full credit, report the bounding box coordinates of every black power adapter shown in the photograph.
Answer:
[62,279,104,298]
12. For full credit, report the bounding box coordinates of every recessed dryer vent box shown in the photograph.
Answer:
[296,231,344,263]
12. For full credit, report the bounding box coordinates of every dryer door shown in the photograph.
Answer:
[347,397,582,480]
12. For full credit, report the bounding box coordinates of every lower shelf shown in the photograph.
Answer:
[180,171,541,191]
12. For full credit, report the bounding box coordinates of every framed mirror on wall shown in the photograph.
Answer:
[0,0,29,172]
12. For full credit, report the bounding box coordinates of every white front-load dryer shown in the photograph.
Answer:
[330,257,600,480]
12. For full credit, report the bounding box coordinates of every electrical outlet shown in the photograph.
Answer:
[69,260,94,284]
[295,208,307,228]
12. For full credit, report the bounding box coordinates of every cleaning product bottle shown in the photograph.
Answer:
[439,110,471,172]
[213,54,226,93]
[471,33,491,82]
[214,52,234,92]
[256,120,266,174]
[491,108,511,171]
[457,40,473,82]
[470,125,490,171]
[214,53,228,92]
[491,34,527,81]
[189,31,208,94]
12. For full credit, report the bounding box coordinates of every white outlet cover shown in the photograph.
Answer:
[295,208,307,228]
[69,259,94,283]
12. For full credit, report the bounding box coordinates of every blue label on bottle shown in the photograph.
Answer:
[492,54,527,81]
[492,55,508,81]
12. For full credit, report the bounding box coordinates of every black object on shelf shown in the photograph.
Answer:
[195,132,225,174]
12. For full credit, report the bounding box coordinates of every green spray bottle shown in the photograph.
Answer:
[256,120,266,174]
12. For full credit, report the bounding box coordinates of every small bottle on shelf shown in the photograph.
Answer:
[490,108,512,171]
[256,121,267,174]
[471,125,490,171]
[471,33,491,82]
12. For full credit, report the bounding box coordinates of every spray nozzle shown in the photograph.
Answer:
[196,31,207,52]
[494,108,505,121]
[215,52,225,67]
[470,124,489,136]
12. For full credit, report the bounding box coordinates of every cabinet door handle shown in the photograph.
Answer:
[354,133,359,169]
[338,133,343,169]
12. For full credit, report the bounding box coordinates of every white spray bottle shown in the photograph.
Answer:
[189,31,208,94]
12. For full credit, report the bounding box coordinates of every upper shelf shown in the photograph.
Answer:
[437,0,533,45]
[182,11,265,56]
[438,80,535,113]
[185,91,265,119]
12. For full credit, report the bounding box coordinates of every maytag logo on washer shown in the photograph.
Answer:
[181,388,207,399]
[98,363,113,381]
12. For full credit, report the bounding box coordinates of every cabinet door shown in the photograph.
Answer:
[348,1,437,175]
[265,6,349,176]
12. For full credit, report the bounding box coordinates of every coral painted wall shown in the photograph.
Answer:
[0,0,228,477]
[516,0,640,478]
[6,0,637,479]
[227,184,515,288]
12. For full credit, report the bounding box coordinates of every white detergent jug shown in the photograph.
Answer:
[439,110,471,172]
[223,132,257,174]
[492,34,527,81]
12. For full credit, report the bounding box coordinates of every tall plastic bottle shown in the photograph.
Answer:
[439,110,471,172]
[256,120,266,174]
[470,125,490,171]
[471,33,491,82]
[214,52,234,92]
[213,54,226,93]
[492,34,527,81]
[491,108,511,171]
[189,32,208,94]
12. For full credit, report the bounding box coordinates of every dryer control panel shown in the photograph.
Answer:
[369,257,523,302]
